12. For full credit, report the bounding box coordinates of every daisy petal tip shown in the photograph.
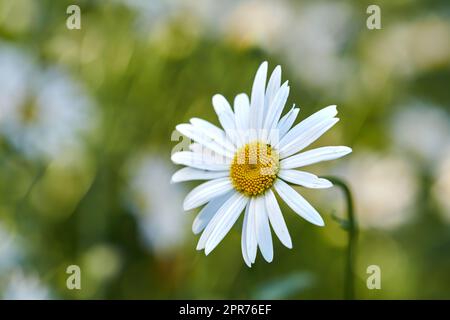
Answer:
[182,201,193,211]
[235,92,247,100]
[170,171,180,184]
[310,215,325,227]
[170,152,180,163]
[204,247,213,256]
[284,238,293,249]
[196,242,204,251]
[341,146,353,156]
[324,104,338,116]
[281,79,289,86]
[255,62,268,77]
[320,179,333,188]
[212,94,226,110]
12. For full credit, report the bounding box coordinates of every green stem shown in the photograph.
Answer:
[324,176,358,300]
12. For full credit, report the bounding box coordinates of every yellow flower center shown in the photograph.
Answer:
[230,142,279,197]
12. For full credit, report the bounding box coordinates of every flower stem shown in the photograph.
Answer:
[324,176,358,300]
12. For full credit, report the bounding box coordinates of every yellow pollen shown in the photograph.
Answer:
[230,142,279,197]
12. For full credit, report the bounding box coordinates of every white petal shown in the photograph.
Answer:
[280,146,352,169]
[192,193,232,234]
[190,118,236,153]
[183,178,233,211]
[171,151,230,171]
[171,167,229,183]
[212,94,238,145]
[265,190,292,248]
[234,93,250,147]
[250,61,268,138]
[254,196,273,262]
[274,179,324,226]
[188,144,228,162]
[279,117,339,159]
[261,81,290,142]
[204,193,248,255]
[265,65,281,109]
[241,203,252,267]
[187,144,228,164]
[176,123,232,158]
[246,198,258,263]
[189,143,203,153]
[196,213,218,250]
[289,105,338,136]
[276,105,337,150]
[278,169,333,189]
[277,106,299,140]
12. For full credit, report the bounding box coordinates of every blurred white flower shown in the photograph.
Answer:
[112,0,180,32]
[3,271,50,300]
[391,102,450,164]
[279,2,354,89]
[118,0,354,90]
[126,155,187,255]
[0,223,23,272]
[0,43,98,162]
[432,149,450,224]
[365,18,450,79]
[337,152,418,229]
[226,1,354,89]
[0,224,48,299]
[0,45,32,115]
[225,0,289,49]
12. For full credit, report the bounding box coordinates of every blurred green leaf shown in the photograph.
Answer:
[252,272,316,300]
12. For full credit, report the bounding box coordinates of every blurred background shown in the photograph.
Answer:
[0,0,449,299]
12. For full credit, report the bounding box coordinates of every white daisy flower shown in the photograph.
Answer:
[171,62,352,267]
[126,154,188,255]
